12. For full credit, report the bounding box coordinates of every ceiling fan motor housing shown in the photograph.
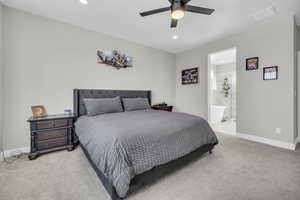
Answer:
[172,0,184,11]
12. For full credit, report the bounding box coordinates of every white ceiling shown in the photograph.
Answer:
[1,0,300,53]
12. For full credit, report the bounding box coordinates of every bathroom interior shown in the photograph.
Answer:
[209,48,236,135]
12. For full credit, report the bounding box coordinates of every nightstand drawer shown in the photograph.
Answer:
[37,129,68,141]
[36,121,54,129]
[54,119,68,128]
[36,119,68,130]
[37,137,67,150]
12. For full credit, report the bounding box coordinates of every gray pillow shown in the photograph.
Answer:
[122,98,151,111]
[83,96,123,116]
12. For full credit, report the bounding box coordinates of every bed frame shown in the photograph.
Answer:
[73,89,216,200]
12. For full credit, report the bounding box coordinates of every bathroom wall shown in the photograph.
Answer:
[212,63,236,120]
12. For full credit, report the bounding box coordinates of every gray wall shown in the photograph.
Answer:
[297,24,300,141]
[176,15,296,144]
[2,7,176,150]
[0,3,3,151]
[1,6,299,150]
[298,51,300,141]
[297,26,300,51]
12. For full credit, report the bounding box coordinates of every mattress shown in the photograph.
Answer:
[75,110,218,198]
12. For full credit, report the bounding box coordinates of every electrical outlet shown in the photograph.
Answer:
[275,128,281,134]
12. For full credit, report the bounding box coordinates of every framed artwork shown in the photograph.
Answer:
[182,68,198,85]
[246,57,259,71]
[97,50,133,70]
[263,66,278,80]
[31,105,47,118]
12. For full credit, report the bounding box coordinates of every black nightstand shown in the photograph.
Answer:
[152,105,173,112]
[27,114,76,160]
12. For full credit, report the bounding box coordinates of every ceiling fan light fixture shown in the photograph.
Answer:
[139,0,215,28]
[171,9,185,20]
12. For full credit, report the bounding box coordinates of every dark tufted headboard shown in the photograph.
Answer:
[73,89,152,118]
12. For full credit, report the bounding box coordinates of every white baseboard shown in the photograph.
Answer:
[218,130,236,136]
[0,135,297,161]
[0,147,30,161]
[237,133,296,151]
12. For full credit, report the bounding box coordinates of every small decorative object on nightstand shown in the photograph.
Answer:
[152,103,173,112]
[27,114,76,160]
[31,105,47,118]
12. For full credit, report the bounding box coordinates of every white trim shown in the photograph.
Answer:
[0,147,30,161]
[219,130,236,136]
[237,133,296,151]
[207,47,237,134]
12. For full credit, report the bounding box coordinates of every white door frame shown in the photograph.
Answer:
[207,47,237,130]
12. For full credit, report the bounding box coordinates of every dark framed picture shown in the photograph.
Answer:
[182,68,198,85]
[246,57,259,71]
[263,66,278,80]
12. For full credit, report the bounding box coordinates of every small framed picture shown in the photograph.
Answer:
[263,66,278,80]
[246,57,259,71]
[31,105,47,118]
[182,68,199,85]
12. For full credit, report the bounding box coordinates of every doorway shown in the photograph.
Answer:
[208,48,237,135]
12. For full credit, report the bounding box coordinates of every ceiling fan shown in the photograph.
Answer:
[139,0,215,28]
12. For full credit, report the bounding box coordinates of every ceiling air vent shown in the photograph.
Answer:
[252,6,277,21]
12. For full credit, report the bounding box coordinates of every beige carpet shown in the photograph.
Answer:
[1,133,300,200]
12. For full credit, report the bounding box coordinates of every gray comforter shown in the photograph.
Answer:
[75,110,218,198]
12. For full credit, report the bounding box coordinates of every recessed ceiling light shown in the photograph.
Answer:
[172,35,178,40]
[80,0,88,5]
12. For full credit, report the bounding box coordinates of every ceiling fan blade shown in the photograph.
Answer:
[185,5,215,15]
[171,19,178,28]
[181,0,192,4]
[140,7,171,17]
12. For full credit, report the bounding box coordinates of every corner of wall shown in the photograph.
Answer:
[293,16,298,142]
[297,25,300,51]
[0,2,4,153]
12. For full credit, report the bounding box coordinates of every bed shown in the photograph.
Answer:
[73,89,218,200]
